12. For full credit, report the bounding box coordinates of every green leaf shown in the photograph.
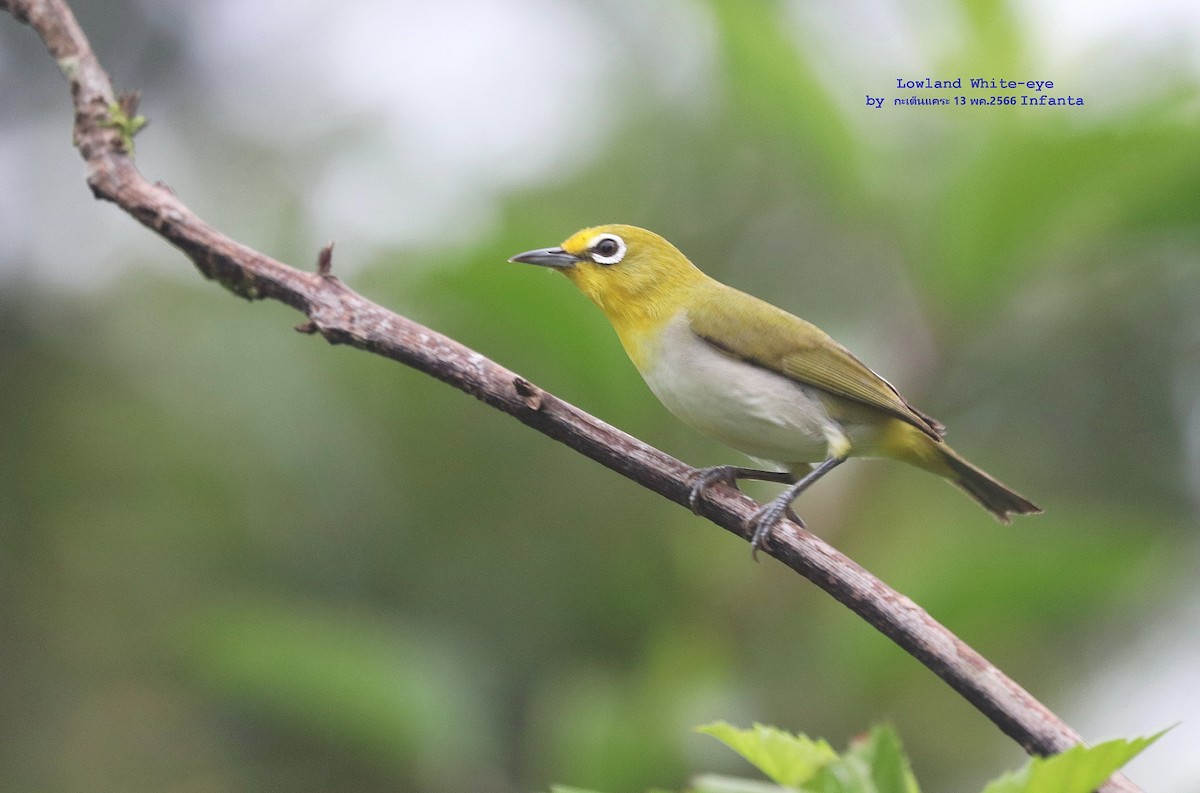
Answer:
[691,773,792,793]
[857,726,920,793]
[805,726,919,793]
[554,723,1162,793]
[979,733,1164,793]
[697,722,838,787]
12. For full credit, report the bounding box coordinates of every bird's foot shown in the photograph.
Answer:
[687,466,795,514]
[747,496,806,561]
[687,466,745,514]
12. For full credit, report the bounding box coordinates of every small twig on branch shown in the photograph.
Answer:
[0,2,1141,791]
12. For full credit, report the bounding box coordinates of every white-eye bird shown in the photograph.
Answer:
[509,224,1040,554]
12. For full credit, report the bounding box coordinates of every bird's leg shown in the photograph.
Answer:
[782,463,812,527]
[748,455,846,558]
[687,465,795,514]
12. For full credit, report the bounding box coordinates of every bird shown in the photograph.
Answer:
[509,224,1040,555]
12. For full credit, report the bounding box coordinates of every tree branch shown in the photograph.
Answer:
[1,2,1140,790]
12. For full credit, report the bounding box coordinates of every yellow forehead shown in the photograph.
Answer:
[560,224,666,257]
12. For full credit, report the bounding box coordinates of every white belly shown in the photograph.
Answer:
[639,312,842,466]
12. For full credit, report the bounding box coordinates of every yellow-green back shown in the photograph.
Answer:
[686,288,944,439]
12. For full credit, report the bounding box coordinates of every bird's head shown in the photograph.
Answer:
[508,224,702,320]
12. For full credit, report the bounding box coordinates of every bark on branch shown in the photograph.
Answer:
[0,2,1140,790]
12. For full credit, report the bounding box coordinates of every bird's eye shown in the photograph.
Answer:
[588,233,626,265]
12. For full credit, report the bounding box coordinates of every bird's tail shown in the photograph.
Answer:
[886,424,1041,523]
[935,445,1042,523]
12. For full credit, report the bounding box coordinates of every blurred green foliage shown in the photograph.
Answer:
[2,1,1199,792]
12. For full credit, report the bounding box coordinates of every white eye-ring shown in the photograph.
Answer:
[587,233,626,265]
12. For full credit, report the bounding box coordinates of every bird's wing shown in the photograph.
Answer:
[688,285,945,440]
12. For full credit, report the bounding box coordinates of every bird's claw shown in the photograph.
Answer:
[687,466,741,514]
[747,500,805,561]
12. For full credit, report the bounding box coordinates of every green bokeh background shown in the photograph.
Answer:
[2,1,1199,792]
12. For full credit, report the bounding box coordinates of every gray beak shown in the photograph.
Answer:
[508,246,582,269]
